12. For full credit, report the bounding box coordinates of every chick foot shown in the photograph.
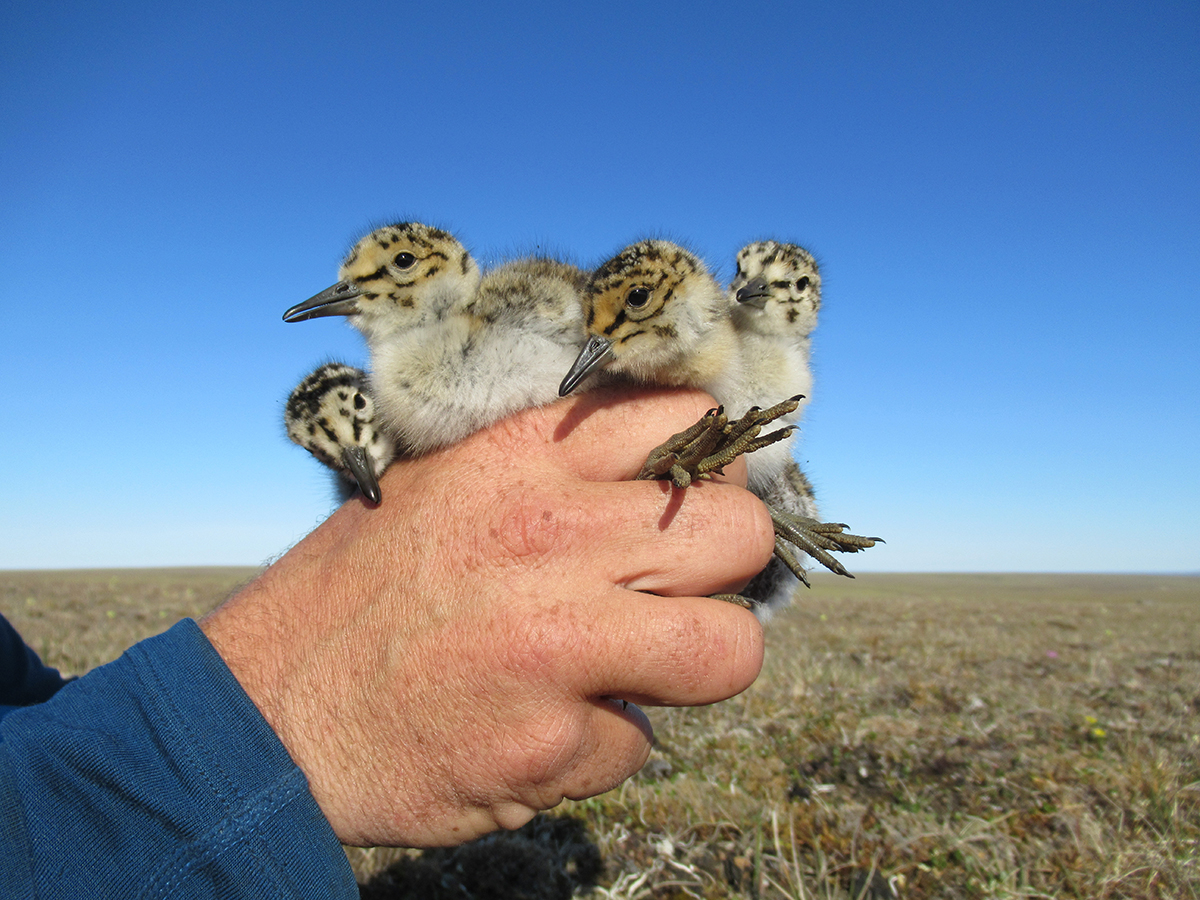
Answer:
[770,507,883,582]
[635,395,803,488]
[633,395,805,610]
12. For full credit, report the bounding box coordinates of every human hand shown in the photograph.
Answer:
[200,386,773,847]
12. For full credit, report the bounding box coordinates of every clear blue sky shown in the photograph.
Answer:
[1,1,1196,572]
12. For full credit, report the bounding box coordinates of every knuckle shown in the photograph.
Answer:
[507,709,583,786]
[650,388,721,435]
[501,600,586,675]
[479,482,578,568]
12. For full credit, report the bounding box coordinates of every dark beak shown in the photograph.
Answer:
[559,334,613,397]
[341,447,382,505]
[735,276,771,309]
[283,282,362,322]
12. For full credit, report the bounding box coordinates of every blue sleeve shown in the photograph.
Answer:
[0,614,70,715]
[0,618,358,899]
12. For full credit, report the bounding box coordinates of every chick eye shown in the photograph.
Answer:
[353,393,367,410]
[796,276,810,291]
[626,287,651,309]
[394,252,417,269]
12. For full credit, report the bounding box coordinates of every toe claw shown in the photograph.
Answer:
[708,593,757,609]
[769,505,882,580]
[637,397,804,486]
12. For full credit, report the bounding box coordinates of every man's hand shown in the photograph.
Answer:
[200,386,773,847]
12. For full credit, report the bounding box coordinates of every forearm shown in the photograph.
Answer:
[0,619,357,899]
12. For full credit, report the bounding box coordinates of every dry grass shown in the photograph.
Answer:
[1,567,261,675]
[4,570,1197,898]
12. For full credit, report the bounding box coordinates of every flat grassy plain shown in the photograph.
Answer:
[3,570,1197,899]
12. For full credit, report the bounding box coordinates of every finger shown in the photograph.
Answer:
[575,478,775,597]
[576,593,765,708]
[483,385,748,485]
[551,699,654,804]
[425,461,771,598]
[496,697,652,816]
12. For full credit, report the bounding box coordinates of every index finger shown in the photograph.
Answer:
[485,385,749,485]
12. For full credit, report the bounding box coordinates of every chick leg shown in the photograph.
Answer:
[636,395,803,488]
[635,396,803,609]
[770,507,883,580]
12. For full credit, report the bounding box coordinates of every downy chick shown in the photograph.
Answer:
[284,362,396,504]
[730,240,880,612]
[286,223,588,455]
[560,239,877,614]
[723,240,821,496]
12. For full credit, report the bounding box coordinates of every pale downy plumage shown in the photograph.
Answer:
[722,240,821,496]
[284,362,396,504]
[373,254,589,454]
[560,239,877,617]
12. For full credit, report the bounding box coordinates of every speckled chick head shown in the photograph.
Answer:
[730,241,821,339]
[559,240,735,395]
[284,363,396,504]
[283,222,481,346]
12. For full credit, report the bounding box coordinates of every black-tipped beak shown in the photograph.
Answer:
[735,276,770,309]
[283,282,362,322]
[341,447,382,505]
[559,334,613,397]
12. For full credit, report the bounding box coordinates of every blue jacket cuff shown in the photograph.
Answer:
[1,618,357,898]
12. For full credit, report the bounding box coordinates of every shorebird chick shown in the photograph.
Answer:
[723,240,821,493]
[559,240,738,398]
[283,221,496,453]
[559,239,878,612]
[283,222,481,346]
[285,363,396,504]
[286,225,589,457]
[559,239,795,488]
[728,241,880,613]
[723,241,822,611]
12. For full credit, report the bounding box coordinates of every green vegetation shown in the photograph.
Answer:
[4,571,1197,898]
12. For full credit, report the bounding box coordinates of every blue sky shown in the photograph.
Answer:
[1,1,1196,572]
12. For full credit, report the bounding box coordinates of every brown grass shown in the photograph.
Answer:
[1,567,261,675]
[4,570,1197,898]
